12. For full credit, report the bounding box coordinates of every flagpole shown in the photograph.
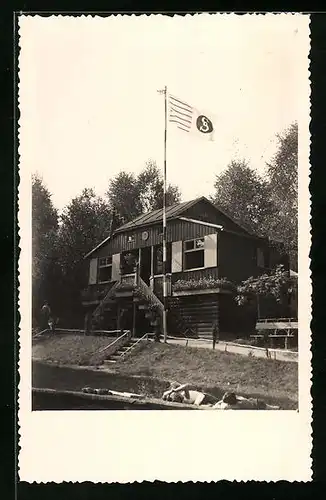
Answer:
[163,85,168,343]
[158,85,168,343]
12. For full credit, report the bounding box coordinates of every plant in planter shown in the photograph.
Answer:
[173,276,236,293]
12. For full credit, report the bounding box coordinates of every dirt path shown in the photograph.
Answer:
[166,338,298,362]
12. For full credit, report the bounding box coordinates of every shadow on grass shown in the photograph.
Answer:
[32,361,297,410]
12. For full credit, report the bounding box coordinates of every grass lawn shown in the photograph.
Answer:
[32,335,298,409]
[32,333,116,366]
[113,342,298,408]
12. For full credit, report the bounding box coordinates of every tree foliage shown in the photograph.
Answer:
[236,265,295,306]
[106,160,181,222]
[137,160,181,212]
[56,188,112,326]
[34,162,181,327]
[211,159,276,236]
[265,123,298,268]
[58,188,111,273]
[32,175,60,324]
[211,123,298,269]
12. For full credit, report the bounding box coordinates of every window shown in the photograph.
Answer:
[98,256,112,283]
[184,238,205,270]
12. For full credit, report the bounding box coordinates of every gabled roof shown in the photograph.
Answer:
[84,196,253,259]
[114,197,204,233]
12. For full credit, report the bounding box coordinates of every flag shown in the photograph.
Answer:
[168,94,215,141]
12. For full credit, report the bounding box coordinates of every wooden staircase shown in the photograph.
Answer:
[92,276,164,334]
[91,277,218,339]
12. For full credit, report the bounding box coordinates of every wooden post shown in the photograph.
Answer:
[132,301,136,339]
[117,303,121,332]
[138,248,142,281]
[257,294,261,320]
[150,246,154,291]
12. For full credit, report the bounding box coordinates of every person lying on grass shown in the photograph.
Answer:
[163,383,280,410]
[162,382,218,406]
[213,392,280,410]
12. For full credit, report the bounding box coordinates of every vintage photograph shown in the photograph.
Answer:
[19,13,311,481]
[29,16,301,411]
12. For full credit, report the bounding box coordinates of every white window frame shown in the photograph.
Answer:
[98,256,113,283]
[183,237,205,271]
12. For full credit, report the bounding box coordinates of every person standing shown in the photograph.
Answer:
[212,321,219,350]
[40,301,51,331]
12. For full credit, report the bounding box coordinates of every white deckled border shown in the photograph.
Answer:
[18,12,312,482]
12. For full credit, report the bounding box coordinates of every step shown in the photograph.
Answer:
[103,359,117,364]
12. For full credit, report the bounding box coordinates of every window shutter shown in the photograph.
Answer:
[204,233,218,268]
[171,241,183,273]
[112,253,120,281]
[89,258,98,285]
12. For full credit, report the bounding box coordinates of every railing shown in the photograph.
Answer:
[256,318,298,331]
[120,332,149,358]
[88,330,132,364]
[92,281,120,318]
[137,277,164,314]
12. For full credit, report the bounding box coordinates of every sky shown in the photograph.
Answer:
[19,14,309,212]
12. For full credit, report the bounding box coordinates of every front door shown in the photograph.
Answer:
[140,246,151,286]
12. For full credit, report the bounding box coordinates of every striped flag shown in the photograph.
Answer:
[168,94,215,141]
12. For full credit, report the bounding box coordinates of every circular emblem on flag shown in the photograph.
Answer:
[196,115,213,134]
[142,231,149,241]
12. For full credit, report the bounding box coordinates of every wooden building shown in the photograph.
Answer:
[82,197,289,339]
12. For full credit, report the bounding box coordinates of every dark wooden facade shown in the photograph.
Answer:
[83,197,289,336]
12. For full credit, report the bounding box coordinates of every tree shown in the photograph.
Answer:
[32,174,60,326]
[211,160,277,236]
[57,188,112,325]
[106,160,181,222]
[236,265,295,318]
[106,172,142,223]
[137,160,181,212]
[265,123,298,269]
